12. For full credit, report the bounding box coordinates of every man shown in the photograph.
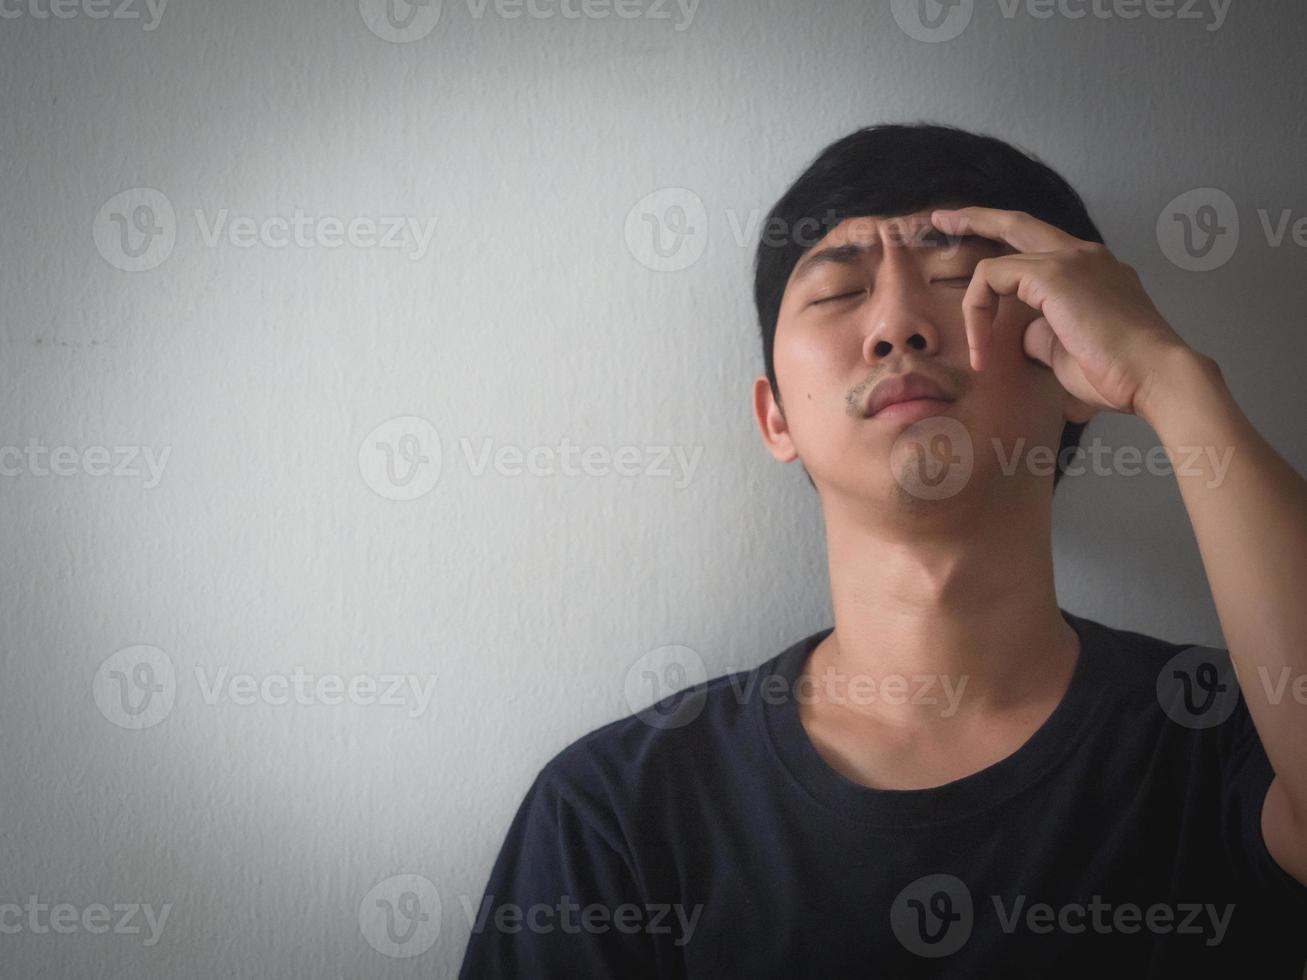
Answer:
[459,123,1307,977]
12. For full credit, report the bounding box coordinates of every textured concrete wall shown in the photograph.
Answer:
[2,0,1303,975]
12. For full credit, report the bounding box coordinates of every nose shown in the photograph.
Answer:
[860,238,941,362]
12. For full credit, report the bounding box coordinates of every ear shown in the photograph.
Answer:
[752,376,799,463]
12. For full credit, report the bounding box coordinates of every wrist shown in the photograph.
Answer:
[1135,344,1224,431]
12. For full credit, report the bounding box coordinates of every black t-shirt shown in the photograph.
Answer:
[459,609,1307,977]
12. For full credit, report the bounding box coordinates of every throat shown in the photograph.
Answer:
[799,697,1060,791]
[794,628,1081,791]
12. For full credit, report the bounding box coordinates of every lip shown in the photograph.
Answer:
[864,372,955,418]
[869,397,952,424]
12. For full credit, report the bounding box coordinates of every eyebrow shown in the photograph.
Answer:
[789,231,999,285]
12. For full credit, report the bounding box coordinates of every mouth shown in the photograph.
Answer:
[869,397,953,424]
[864,372,956,419]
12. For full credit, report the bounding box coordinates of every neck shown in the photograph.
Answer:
[809,482,1080,728]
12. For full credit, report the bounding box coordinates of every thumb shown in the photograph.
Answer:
[1023,316,1099,425]
[1022,316,1058,369]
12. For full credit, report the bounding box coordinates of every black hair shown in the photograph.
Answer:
[753,121,1103,491]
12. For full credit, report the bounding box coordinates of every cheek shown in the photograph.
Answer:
[773,325,845,403]
[993,356,1070,452]
[987,301,1049,378]
[991,296,1039,344]
[770,327,862,454]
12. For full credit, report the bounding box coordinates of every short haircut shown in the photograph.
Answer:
[753,122,1104,490]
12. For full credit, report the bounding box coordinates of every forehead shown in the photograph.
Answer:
[819,210,945,247]
[786,209,1007,288]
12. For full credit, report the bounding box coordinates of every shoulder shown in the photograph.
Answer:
[549,656,768,778]
[1072,610,1203,668]
[531,643,802,828]
[1066,611,1255,756]
[1070,610,1226,697]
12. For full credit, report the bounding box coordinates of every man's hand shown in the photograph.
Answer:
[931,206,1193,421]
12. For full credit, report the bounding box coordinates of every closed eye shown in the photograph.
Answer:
[933,277,972,288]
[812,289,865,306]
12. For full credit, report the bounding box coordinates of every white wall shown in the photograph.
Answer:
[2,0,1303,975]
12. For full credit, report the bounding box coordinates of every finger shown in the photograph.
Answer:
[960,253,1055,369]
[962,269,998,372]
[931,206,1084,255]
[1023,316,1100,424]
[1022,315,1058,369]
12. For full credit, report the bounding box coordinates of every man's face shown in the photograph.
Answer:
[753,209,1084,504]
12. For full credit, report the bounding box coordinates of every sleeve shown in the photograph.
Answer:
[1216,685,1307,911]
[457,761,665,980]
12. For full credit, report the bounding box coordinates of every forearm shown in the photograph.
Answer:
[1139,346,1307,817]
